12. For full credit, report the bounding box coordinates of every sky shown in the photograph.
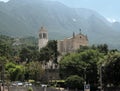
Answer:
[0,0,119,22]
[52,0,120,22]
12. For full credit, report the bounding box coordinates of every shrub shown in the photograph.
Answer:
[65,75,84,89]
[28,87,33,91]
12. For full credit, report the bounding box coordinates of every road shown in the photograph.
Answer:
[1,86,65,91]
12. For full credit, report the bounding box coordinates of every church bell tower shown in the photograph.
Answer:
[38,26,48,50]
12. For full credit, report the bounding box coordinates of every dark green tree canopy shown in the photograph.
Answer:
[65,75,84,89]
[59,49,103,87]
[103,52,120,86]
[39,40,59,63]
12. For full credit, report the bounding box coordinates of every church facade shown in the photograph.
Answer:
[57,32,88,54]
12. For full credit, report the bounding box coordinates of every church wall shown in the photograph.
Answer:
[57,33,88,54]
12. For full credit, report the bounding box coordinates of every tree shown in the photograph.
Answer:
[0,35,13,58]
[97,44,108,54]
[19,47,31,62]
[59,53,87,79]
[47,40,59,63]
[65,75,84,89]
[0,40,12,58]
[5,62,24,81]
[59,49,103,89]
[26,61,45,81]
[39,40,59,63]
[103,52,120,87]
[19,46,39,62]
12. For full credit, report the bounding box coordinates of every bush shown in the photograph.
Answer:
[65,75,84,89]
[28,87,33,91]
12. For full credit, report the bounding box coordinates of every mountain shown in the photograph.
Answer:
[0,0,120,49]
[112,22,120,32]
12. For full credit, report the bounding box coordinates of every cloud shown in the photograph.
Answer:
[106,18,117,23]
[72,18,77,22]
[0,0,9,2]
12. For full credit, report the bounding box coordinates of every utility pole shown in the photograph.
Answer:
[100,66,102,91]
[2,64,5,91]
[99,64,104,91]
[84,68,86,85]
[0,65,2,91]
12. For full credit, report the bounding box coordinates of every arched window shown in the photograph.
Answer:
[43,33,47,39]
[39,34,42,39]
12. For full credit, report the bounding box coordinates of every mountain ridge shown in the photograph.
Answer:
[0,0,120,49]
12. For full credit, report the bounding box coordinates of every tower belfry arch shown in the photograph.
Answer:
[38,26,48,50]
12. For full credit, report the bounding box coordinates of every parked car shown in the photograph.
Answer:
[17,82,23,86]
[11,81,23,86]
[41,84,47,87]
[11,82,17,86]
[24,82,32,87]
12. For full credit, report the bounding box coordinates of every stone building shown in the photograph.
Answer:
[38,27,88,53]
[38,26,48,50]
[57,32,88,54]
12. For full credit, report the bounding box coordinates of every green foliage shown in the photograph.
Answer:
[20,36,38,47]
[59,53,86,78]
[0,35,13,58]
[0,56,8,64]
[59,49,104,89]
[97,44,108,54]
[28,87,33,91]
[19,46,39,62]
[25,61,45,81]
[65,75,83,89]
[1,34,120,88]
[0,10,33,37]
[47,40,58,63]
[39,40,59,63]
[103,52,120,86]
[5,62,24,81]
[5,59,44,82]
[19,47,31,62]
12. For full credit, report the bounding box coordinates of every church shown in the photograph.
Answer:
[38,26,89,80]
[38,26,88,54]
[57,31,88,54]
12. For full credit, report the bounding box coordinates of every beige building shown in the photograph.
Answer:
[38,26,88,54]
[57,32,88,54]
